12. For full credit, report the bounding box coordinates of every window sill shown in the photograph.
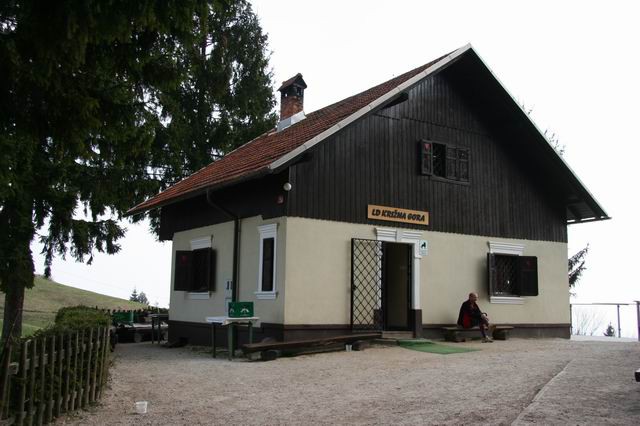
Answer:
[255,291,277,300]
[187,292,210,300]
[426,175,470,186]
[490,296,524,305]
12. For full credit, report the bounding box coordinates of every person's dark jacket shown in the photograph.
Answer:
[457,300,483,328]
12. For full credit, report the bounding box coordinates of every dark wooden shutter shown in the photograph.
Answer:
[420,141,432,175]
[208,249,216,292]
[174,251,192,291]
[458,149,469,182]
[517,256,538,296]
[487,253,497,296]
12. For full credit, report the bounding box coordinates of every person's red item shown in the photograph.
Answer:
[462,312,472,328]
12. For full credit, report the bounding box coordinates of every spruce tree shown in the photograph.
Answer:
[568,245,589,290]
[0,0,275,341]
[137,291,149,306]
[604,323,616,337]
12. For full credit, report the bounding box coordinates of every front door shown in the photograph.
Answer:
[382,242,412,331]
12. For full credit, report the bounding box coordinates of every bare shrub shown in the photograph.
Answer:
[573,308,606,336]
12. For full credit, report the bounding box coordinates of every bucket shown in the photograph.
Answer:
[345,344,352,352]
[135,401,148,414]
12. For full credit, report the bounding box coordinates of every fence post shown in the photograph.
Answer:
[0,342,12,420]
[83,328,93,408]
[71,331,79,412]
[636,301,640,342]
[37,335,45,426]
[569,304,573,335]
[27,338,37,424]
[616,304,621,338]
[46,335,55,423]
[63,333,71,413]
[77,330,85,409]
[90,328,99,402]
[16,340,28,425]
[98,327,109,399]
[56,333,63,417]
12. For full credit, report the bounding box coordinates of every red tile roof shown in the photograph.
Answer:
[127,53,449,215]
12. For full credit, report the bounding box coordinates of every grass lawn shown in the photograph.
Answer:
[0,275,147,336]
[397,339,480,354]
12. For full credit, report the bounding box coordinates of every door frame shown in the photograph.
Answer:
[376,227,423,333]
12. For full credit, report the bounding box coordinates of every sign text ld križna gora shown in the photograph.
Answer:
[367,204,429,226]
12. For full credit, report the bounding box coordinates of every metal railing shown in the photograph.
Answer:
[570,301,640,340]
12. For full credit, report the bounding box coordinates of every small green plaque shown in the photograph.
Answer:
[228,301,254,318]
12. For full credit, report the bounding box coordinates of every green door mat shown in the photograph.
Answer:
[398,339,479,355]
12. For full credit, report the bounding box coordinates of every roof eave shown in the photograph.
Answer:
[125,167,271,217]
[568,215,611,225]
[464,48,609,222]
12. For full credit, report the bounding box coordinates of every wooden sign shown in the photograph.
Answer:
[367,205,429,226]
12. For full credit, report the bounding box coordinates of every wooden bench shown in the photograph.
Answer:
[241,333,381,360]
[442,326,514,342]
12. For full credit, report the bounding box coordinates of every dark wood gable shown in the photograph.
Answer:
[158,173,288,240]
[286,67,568,242]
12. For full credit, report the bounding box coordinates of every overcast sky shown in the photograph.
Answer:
[31,0,639,334]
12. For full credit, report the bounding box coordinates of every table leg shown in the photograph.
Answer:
[248,322,253,344]
[227,325,234,361]
[211,323,217,358]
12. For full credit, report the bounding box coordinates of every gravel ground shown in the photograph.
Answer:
[57,338,640,425]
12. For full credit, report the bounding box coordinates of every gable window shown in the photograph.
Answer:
[420,140,469,182]
[487,242,538,303]
[256,223,278,300]
[173,240,216,295]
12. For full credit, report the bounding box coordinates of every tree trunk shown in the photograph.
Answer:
[2,282,25,341]
[0,223,35,344]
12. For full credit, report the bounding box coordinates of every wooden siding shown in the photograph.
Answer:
[286,71,567,242]
[159,173,288,240]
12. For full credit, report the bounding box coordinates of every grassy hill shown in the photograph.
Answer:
[0,275,147,336]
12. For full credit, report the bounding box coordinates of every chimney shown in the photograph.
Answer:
[277,73,307,131]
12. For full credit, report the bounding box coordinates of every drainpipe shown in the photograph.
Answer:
[205,189,240,302]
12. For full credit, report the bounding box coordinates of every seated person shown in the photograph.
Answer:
[457,292,493,342]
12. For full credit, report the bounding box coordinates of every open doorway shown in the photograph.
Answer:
[383,242,412,331]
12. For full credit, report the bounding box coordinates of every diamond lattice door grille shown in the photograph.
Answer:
[351,239,384,331]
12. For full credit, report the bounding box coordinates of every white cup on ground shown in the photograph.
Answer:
[135,401,148,414]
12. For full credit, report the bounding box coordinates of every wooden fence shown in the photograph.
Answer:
[102,308,169,323]
[0,327,110,425]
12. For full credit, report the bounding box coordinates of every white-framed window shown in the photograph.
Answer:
[255,223,277,300]
[487,241,537,304]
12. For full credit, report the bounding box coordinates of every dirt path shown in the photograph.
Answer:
[57,339,640,425]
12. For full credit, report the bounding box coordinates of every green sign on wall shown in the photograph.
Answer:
[228,301,254,318]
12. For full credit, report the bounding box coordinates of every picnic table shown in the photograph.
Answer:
[150,313,169,344]
[205,316,260,360]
